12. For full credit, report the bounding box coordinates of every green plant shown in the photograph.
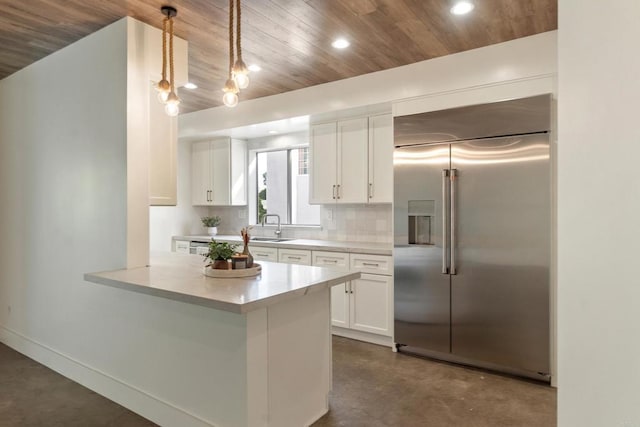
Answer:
[258,172,267,223]
[201,216,221,227]
[203,240,238,262]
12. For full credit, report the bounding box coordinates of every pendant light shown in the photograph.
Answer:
[222,0,239,107]
[232,0,249,89]
[156,6,180,116]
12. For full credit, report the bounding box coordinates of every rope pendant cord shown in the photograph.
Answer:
[169,17,175,91]
[235,0,242,61]
[161,17,168,81]
[228,0,235,78]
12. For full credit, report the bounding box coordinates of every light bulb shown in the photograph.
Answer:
[223,91,238,107]
[234,73,250,89]
[164,91,180,116]
[155,79,171,103]
[232,59,250,89]
[157,91,169,103]
[165,102,180,116]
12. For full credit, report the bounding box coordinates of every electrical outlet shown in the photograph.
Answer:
[325,208,333,221]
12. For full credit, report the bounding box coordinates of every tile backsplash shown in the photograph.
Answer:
[210,204,392,243]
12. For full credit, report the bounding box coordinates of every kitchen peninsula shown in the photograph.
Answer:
[85,252,360,427]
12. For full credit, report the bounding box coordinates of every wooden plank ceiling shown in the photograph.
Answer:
[0,0,556,114]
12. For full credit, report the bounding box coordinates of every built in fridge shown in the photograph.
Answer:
[393,95,552,381]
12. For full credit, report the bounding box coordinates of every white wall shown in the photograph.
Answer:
[180,31,557,138]
[0,18,250,427]
[0,15,128,343]
[558,2,640,426]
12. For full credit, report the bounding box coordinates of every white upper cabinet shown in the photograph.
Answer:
[367,114,393,203]
[191,141,212,206]
[309,122,337,204]
[337,118,368,203]
[192,138,247,206]
[149,89,177,206]
[310,113,392,205]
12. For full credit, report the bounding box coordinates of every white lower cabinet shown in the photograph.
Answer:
[330,283,350,329]
[174,240,190,254]
[251,246,278,262]
[349,274,393,336]
[312,251,394,340]
[312,251,351,329]
[278,248,312,265]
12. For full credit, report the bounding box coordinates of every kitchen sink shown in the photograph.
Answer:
[251,237,294,242]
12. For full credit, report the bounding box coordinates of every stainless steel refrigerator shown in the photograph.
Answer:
[393,95,552,381]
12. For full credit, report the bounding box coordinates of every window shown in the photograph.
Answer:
[256,147,320,225]
[297,147,309,175]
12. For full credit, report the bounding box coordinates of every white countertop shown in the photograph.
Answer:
[173,235,393,256]
[84,252,360,314]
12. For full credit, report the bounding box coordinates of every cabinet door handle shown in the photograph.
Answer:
[332,185,336,199]
[362,262,379,267]
[369,183,373,199]
[287,256,301,260]
[337,184,341,199]
[324,259,338,263]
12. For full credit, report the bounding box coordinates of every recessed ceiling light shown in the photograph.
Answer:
[450,1,474,15]
[183,82,198,89]
[248,64,262,72]
[332,38,350,49]
[268,130,278,134]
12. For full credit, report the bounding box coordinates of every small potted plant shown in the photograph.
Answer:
[203,240,238,270]
[201,216,221,236]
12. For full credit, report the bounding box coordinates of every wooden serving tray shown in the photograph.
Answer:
[202,263,262,278]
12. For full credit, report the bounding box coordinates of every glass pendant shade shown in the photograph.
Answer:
[156,79,171,103]
[222,91,239,107]
[157,91,170,103]
[164,91,180,116]
[232,59,250,89]
[234,72,249,89]
[165,103,180,116]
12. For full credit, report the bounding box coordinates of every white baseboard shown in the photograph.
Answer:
[0,325,216,427]
[331,327,394,349]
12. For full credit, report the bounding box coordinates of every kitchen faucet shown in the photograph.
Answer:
[261,214,282,237]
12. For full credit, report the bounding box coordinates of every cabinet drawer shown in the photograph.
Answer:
[278,249,312,265]
[174,240,190,254]
[312,251,350,271]
[251,246,278,262]
[349,253,393,276]
[195,246,209,256]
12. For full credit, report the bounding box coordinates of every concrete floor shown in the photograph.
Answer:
[0,338,556,426]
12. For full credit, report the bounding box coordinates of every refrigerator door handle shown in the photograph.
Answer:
[450,168,458,275]
[442,169,449,274]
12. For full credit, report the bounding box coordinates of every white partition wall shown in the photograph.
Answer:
[558,2,640,426]
[0,18,216,427]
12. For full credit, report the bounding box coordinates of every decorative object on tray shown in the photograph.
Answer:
[203,239,238,270]
[240,226,254,268]
[231,254,249,269]
[202,263,262,278]
[201,216,222,236]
